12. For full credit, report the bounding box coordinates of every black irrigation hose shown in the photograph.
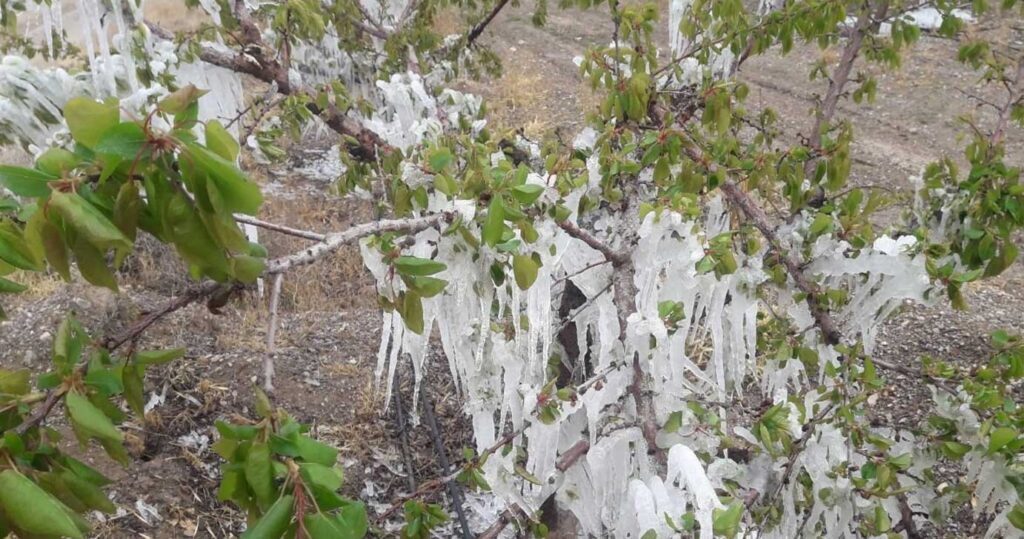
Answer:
[422,386,472,539]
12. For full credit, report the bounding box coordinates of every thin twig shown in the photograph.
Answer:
[234,215,326,241]
[19,282,221,434]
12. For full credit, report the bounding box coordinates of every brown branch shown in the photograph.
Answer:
[17,281,222,435]
[466,0,510,45]
[557,220,628,265]
[146,23,392,162]
[990,55,1024,148]
[719,180,843,345]
[102,281,223,350]
[804,0,889,177]
[476,439,592,538]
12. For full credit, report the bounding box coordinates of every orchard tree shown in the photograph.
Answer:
[0,0,1023,537]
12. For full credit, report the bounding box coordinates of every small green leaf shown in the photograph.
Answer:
[95,122,148,160]
[393,256,446,276]
[240,494,294,539]
[399,291,425,335]
[0,469,85,538]
[0,166,56,197]
[64,97,119,149]
[158,84,208,115]
[184,143,262,216]
[134,348,185,366]
[664,411,683,434]
[72,237,119,291]
[427,148,453,172]
[245,442,275,508]
[511,184,544,205]
[0,276,26,294]
[989,427,1017,453]
[205,120,240,162]
[65,391,123,443]
[49,191,131,250]
[401,275,447,298]
[296,435,338,467]
[483,197,505,247]
[512,253,539,290]
[712,502,743,539]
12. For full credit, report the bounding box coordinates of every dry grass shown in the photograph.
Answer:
[144,0,210,32]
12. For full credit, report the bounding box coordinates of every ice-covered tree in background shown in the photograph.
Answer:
[0,0,1023,536]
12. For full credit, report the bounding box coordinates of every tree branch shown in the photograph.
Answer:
[234,215,326,241]
[991,55,1024,148]
[804,0,889,177]
[265,214,451,274]
[146,23,392,161]
[466,0,510,45]
[17,281,222,435]
[719,180,843,345]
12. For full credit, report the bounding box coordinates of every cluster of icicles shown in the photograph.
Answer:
[363,129,950,536]
[2,0,1010,536]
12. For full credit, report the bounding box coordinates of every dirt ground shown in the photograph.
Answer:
[1,2,1023,538]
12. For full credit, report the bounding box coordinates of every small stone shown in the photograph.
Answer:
[38,331,51,343]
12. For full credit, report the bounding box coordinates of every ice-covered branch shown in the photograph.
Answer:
[146,22,393,161]
[719,180,844,345]
[265,214,451,274]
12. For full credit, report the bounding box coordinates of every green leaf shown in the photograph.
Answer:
[989,426,1017,453]
[298,463,343,491]
[712,502,743,539]
[296,435,338,467]
[0,221,42,270]
[64,97,119,149]
[940,440,971,458]
[0,276,26,294]
[72,237,119,292]
[60,470,116,513]
[65,391,123,443]
[398,291,425,335]
[512,253,539,290]
[159,85,208,115]
[122,364,144,417]
[49,191,131,250]
[84,365,123,396]
[95,122,148,160]
[427,148,453,172]
[664,411,683,434]
[35,148,80,177]
[205,120,240,162]
[39,217,71,281]
[511,184,545,205]
[483,197,505,247]
[0,166,56,197]
[1008,504,1024,530]
[401,275,447,298]
[113,180,141,244]
[135,348,185,366]
[240,494,294,539]
[0,470,85,538]
[0,368,30,395]
[245,442,275,508]
[184,144,262,215]
[514,463,543,485]
[393,256,446,276]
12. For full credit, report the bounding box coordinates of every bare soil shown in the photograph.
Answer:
[1,3,1023,538]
